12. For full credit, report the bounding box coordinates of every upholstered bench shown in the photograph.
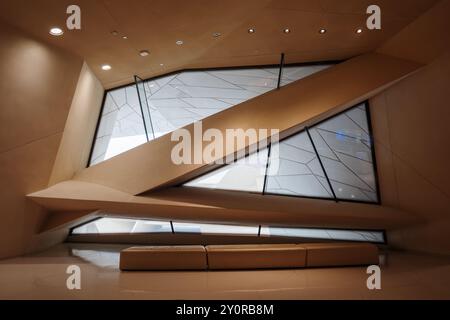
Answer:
[119,242,379,271]
[205,244,307,270]
[120,245,207,271]
[304,242,379,267]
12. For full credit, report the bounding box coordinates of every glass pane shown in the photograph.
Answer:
[89,86,147,165]
[71,218,172,234]
[172,222,258,236]
[184,148,269,193]
[310,103,378,202]
[135,75,155,140]
[264,131,333,198]
[281,64,332,87]
[145,69,278,139]
[260,226,384,243]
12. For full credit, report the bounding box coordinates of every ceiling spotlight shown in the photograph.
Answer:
[160,63,164,66]
[122,35,128,39]
[111,30,119,36]
[283,28,291,34]
[176,40,184,45]
[248,28,255,34]
[212,32,221,38]
[101,64,112,71]
[139,50,150,57]
[319,28,327,34]
[49,27,64,36]
[356,28,363,34]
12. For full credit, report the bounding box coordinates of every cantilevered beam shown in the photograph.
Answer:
[29,180,422,231]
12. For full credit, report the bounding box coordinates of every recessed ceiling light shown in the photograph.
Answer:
[101,64,112,71]
[212,32,221,38]
[248,28,255,34]
[139,50,150,57]
[319,28,327,34]
[49,27,64,36]
[176,40,184,45]
[160,63,164,66]
[356,28,363,34]
[283,28,291,34]
[111,30,119,36]
[122,35,128,39]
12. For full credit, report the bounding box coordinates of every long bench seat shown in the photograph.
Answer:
[120,245,207,270]
[206,244,307,270]
[119,242,379,271]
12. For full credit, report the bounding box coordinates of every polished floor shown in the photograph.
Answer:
[0,243,449,299]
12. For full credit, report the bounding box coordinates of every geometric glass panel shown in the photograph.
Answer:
[89,64,332,166]
[89,86,147,166]
[310,103,378,202]
[172,222,258,236]
[183,102,379,204]
[71,218,172,234]
[265,131,334,198]
[183,148,268,193]
[260,226,384,243]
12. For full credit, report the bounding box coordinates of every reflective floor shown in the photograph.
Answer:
[0,243,449,300]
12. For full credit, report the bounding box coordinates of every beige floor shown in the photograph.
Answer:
[0,243,449,300]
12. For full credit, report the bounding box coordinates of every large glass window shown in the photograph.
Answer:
[71,217,172,234]
[172,222,258,236]
[89,64,332,166]
[260,226,384,243]
[70,217,385,244]
[183,102,379,203]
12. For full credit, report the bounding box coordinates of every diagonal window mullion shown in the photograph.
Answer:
[305,127,338,202]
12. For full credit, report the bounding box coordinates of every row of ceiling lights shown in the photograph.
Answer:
[49,26,365,71]
[248,27,364,34]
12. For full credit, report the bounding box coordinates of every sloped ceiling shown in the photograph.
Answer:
[0,0,438,88]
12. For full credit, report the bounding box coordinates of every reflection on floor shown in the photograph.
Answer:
[0,243,449,299]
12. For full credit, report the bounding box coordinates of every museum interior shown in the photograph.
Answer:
[0,0,449,299]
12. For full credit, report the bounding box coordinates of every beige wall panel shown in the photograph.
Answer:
[378,0,450,63]
[370,51,450,255]
[49,63,104,185]
[73,53,421,195]
[0,22,82,153]
[0,22,83,259]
